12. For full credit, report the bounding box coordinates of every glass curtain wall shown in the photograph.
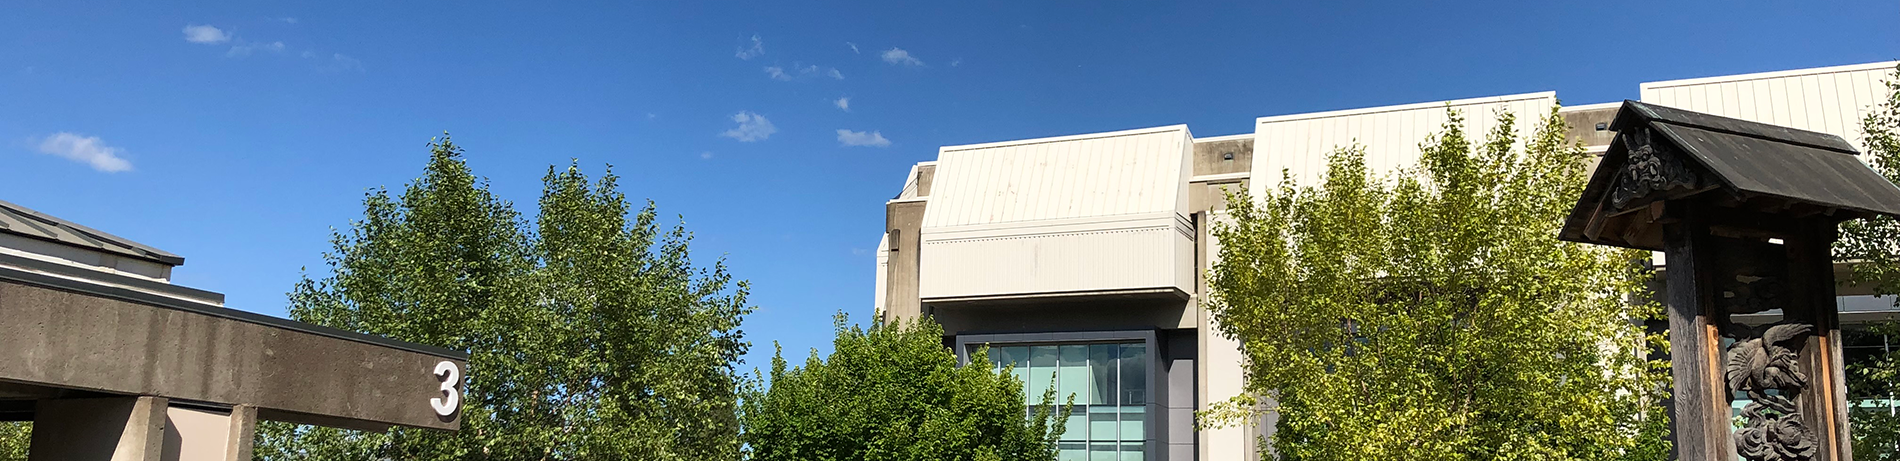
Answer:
[979,342,1147,461]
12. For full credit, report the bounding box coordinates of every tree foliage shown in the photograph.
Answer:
[742,315,1068,461]
[0,423,24,461]
[1838,64,1900,461]
[1202,107,1671,460]
[256,137,752,460]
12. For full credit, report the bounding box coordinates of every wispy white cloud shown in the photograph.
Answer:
[720,111,776,142]
[950,58,962,67]
[846,42,859,54]
[276,17,299,24]
[833,97,850,111]
[311,53,363,72]
[836,129,891,147]
[227,41,285,57]
[881,47,923,66]
[700,151,714,159]
[36,132,132,172]
[736,34,764,60]
[182,25,231,44]
[764,63,840,81]
[764,66,791,81]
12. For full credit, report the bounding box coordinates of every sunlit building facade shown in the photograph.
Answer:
[874,61,1900,460]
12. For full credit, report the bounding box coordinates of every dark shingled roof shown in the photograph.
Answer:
[1561,101,1900,250]
[0,199,185,266]
[1614,101,1900,217]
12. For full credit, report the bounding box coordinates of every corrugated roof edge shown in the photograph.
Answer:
[1255,91,1558,124]
[938,124,1192,153]
[1639,60,1900,91]
[0,199,185,266]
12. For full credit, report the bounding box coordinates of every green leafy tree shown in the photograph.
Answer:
[1201,107,1671,460]
[1838,64,1900,460]
[528,164,751,459]
[0,423,24,461]
[256,138,751,460]
[743,315,1068,461]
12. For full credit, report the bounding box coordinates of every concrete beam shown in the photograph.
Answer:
[0,280,463,431]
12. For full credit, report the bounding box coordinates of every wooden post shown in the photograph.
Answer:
[1663,215,1735,461]
[1787,221,1853,461]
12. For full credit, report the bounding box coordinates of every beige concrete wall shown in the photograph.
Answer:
[1560,104,1619,151]
[1192,137,1253,177]
[0,280,463,431]
[161,405,254,461]
[1197,212,1254,461]
[881,200,926,322]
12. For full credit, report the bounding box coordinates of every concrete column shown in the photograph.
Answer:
[29,396,168,461]
[226,405,257,461]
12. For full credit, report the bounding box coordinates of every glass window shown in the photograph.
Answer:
[1060,345,1091,403]
[1058,442,1087,461]
[977,340,1149,460]
[1119,443,1145,461]
[1120,406,1145,441]
[1120,344,1146,405]
[1088,406,1119,441]
[1089,344,1118,406]
[1030,346,1059,401]
[1064,413,1087,441]
[1005,346,1029,397]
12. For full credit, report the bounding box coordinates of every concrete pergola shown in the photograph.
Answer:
[0,199,464,460]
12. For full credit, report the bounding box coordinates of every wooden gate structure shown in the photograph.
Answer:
[1562,100,1900,461]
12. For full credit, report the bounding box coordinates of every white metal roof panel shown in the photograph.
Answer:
[922,125,1193,229]
[1640,61,1898,149]
[1250,92,1558,198]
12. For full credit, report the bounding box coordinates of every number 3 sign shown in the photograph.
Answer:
[431,361,461,417]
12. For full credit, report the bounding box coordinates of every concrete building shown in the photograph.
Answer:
[0,200,465,460]
[873,60,1900,460]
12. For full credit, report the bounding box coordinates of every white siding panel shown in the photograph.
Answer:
[917,214,1193,299]
[916,125,1196,300]
[1249,92,1558,198]
[923,125,1190,228]
[1641,61,1897,148]
[873,234,889,317]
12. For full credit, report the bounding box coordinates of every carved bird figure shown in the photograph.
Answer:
[1725,323,1812,394]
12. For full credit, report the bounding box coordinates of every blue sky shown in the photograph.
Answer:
[2,1,1896,369]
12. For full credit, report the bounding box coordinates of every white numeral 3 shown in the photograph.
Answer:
[431,361,460,417]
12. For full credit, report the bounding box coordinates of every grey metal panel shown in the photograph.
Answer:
[0,199,185,266]
[0,253,222,305]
